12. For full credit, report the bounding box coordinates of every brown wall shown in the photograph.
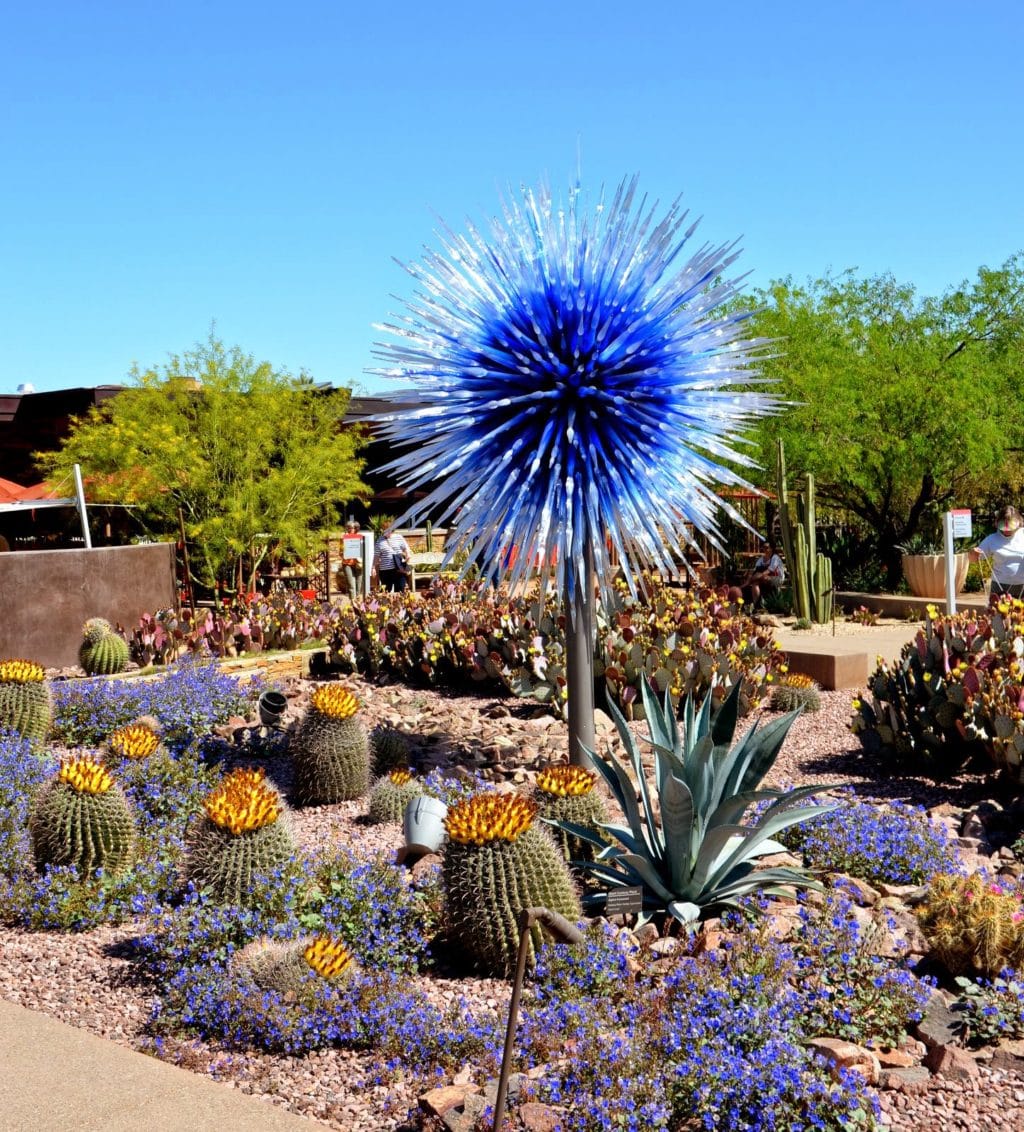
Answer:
[0,543,176,668]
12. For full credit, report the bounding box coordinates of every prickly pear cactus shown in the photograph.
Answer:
[442,792,581,976]
[232,935,356,998]
[184,767,295,905]
[370,725,413,777]
[768,674,822,714]
[0,659,52,743]
[29,756,137,875]
[368,768,425,825]
[293,685,370,805]
[79,618,130,676]
[534,765,608,864]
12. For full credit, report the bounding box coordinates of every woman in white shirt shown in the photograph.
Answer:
[969,505,1024,598]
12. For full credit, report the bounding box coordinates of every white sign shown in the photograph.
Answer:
[950,509,972,539]
[343,538,363,559]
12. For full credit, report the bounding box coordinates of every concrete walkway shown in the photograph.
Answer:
[0,999,316,1131]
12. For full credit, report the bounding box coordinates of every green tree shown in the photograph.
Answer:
[37,334,369,595]
[747,257,1024,584]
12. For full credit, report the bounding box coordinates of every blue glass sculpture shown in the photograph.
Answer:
[371,175,779,611]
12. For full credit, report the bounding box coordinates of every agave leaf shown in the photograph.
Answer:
[660,771,695,893]
[756,784,843,821]
[708,783,829,832]
[690,826,753,896]
[667,900,702,926]
[706,788,787,831]
[542,816,613,850]
[602,695,660,856]
[596,820,656,858]
[710,677,743,747]
[583,743,657,857]
[640,677,675,753]
[721,710,802,800]
[710,866,827,901]
[708,802,840,890]
[582,858,657,891]
[617,853,674,901]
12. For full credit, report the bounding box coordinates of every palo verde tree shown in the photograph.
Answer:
[36,334,369,596]
[747,257,1024,585]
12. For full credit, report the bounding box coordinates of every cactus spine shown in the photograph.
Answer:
[369,725,413,777]
[442,792,581,977]
[79,618,130,676]
[29,756,137,875]
[768,673,822,713]
[293,685,370,804]
[0,659,52,743]
[776,439,833,623]
[917,873,1024,977]
[184,767,295,905]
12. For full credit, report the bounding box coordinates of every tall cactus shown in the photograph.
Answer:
[775,440,833,623]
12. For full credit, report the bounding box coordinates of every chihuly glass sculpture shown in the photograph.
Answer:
[371,175,779,609]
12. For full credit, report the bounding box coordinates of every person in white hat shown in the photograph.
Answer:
[969,505,1024,598]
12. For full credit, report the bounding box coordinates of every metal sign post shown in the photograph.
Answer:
[944,509,972,616]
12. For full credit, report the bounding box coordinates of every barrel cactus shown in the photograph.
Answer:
[370,725,413,776]
[103,720,165,763]
[534,764,607,865]
[29,756,137,875]
[184,767,295,905]
[0,659,52,743]
[368,767,425,825]
[79,617,130,676]
[232,934,356,998]
[442,792,581,976]
[293,685,370,805]
[769,673,822,713]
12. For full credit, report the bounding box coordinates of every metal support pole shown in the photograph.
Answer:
[943,510,957,617]
[493,907,584,1132]
[565,553,596,768]
[72,464,92,549]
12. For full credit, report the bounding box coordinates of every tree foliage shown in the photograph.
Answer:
[36,335,369,593]
[746,256,1024,582]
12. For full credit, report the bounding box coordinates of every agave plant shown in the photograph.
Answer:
[551,678,838,927]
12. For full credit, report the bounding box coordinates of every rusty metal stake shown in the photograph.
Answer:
[492,907,584,1132]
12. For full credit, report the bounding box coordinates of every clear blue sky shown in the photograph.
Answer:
[2,1,1021,396]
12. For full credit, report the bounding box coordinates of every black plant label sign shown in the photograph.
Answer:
[604,885,643,916]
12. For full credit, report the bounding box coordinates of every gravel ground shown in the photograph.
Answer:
[3,660,1024,1130]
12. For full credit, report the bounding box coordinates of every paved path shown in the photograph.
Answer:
[0,999,315,1131]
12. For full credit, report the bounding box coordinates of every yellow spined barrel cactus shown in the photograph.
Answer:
[442,791,580,976]
[292,684,370,804]
[184,767,295,905]
[29,755,137,875]
[0,658,52,743]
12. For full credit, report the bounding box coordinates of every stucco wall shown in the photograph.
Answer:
[0,543,176,668]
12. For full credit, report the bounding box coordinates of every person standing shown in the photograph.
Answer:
[372,525,412,593]
[341,519,364,600]
[969,505,1024,598]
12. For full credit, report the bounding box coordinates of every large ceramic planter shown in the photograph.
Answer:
[901,553,969,599]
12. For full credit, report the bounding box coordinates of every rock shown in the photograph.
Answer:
[878,1065,931,1092]
[593,709,616,733]
[877,883,927,902]
[419,1084,480,1118]
[832,875,880,906]
[632,922,660,946]
[990,1039,1024,1075]
[519,1102,563,1132]
[876,1048,919,1068]
[410,852,443,884]
[807,1037,880,1084]
[924,1043,980,1080]
[915,989,962,1049]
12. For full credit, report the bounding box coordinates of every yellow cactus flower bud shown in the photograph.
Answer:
[303,936,355,980]
[536,765,597,797]
[310,685,360,720]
